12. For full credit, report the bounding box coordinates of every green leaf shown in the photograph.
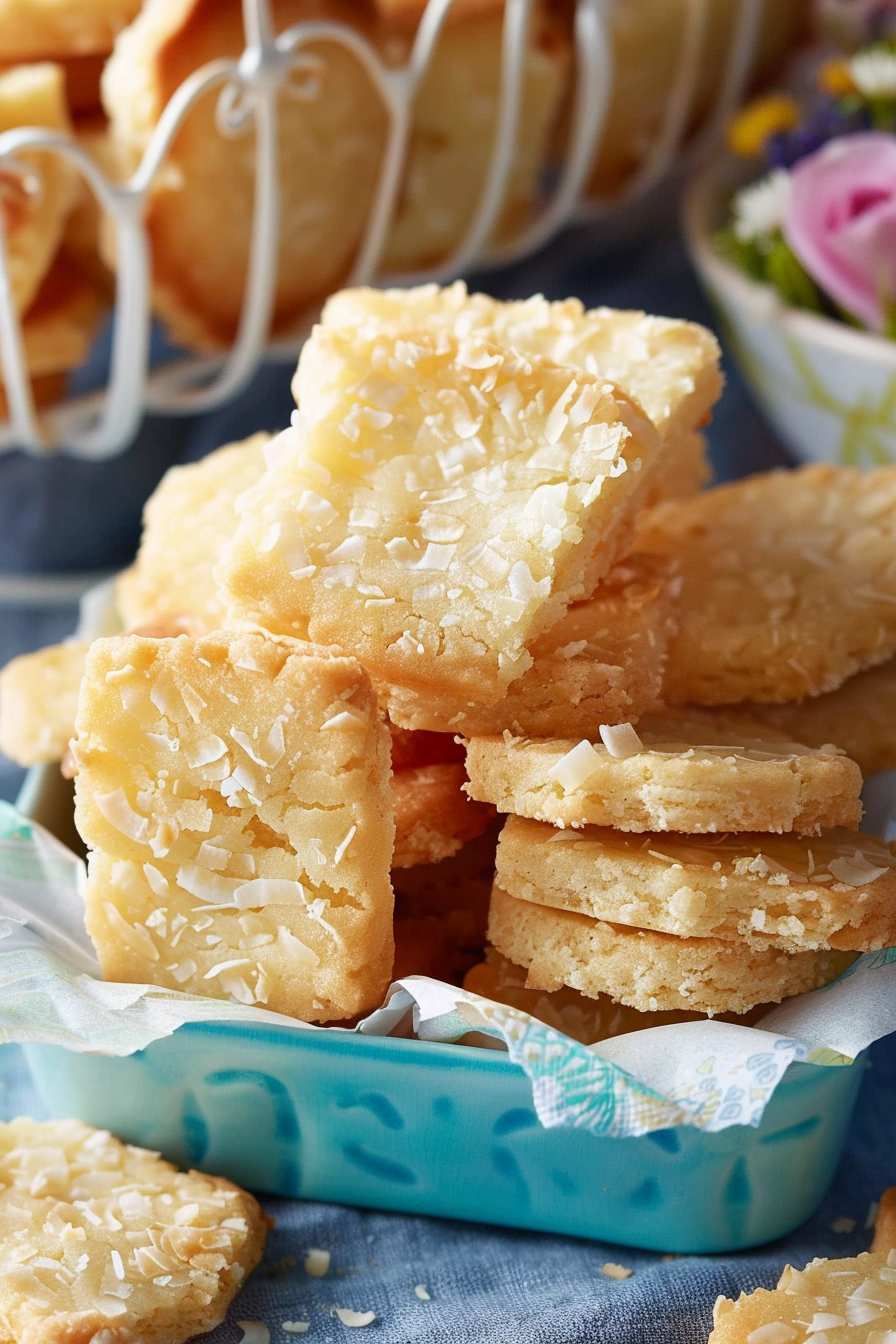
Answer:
[882,294,896,342]
[713,227,766,282]
[764,239,825,313]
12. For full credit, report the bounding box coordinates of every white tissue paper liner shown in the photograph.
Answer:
[2,785,896,1140]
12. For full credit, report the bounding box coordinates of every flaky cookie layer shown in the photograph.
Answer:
[709,1250,896,1344]
[73,631,395,1022]
[0,1116,268,1344]
[117,433,270,633]
[464,708,863,835]
[487,886,855,1015]
[222,325,660,710]
[496,816,896,952]
[637,464,896,704]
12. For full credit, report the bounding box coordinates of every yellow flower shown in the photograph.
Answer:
[726,95,801,158]
[818,59,856,97]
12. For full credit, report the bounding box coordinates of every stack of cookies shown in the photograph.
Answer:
[462,462,896,1036]
[3,282,896,1046]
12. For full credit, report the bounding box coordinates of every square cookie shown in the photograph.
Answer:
[221,323,661,712]
[73,631,394,1022]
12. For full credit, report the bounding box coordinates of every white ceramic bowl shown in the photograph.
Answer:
[682,157,896,467]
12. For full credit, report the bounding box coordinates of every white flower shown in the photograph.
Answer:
[849,46,896,99]
[732,169,792,243]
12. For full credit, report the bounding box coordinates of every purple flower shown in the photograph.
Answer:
[784,132,896,330]
[765,101,870,169]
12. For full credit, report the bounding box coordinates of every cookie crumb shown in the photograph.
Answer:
[831,1216,857,1233]
[601,1262,634,1280]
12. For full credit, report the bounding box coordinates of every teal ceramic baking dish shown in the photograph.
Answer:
[22,1021,866,1253]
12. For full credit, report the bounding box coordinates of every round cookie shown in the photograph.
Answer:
[464,708,863,835]
[496,816,896,952]
[751,654,896,778]
[0,1116,269,1344]
[487,885,856,1015]
[637,464,896,705]
[462,948,770,1046]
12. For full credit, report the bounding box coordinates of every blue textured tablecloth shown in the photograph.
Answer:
[1,212,894,1342]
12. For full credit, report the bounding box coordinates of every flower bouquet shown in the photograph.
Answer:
[717,28,896,338]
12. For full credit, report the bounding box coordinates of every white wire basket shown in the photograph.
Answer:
[0,0,772,461]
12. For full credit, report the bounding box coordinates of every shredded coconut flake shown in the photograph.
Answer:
[304,1248,330,1277]
[828,854,889,887]
[745,1326,798,1344]
[546,740,602,792]
[95,789,149,843]
[334,1308,376,1328]
[598,722,644,759]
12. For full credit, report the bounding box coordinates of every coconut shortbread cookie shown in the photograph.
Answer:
[0,638,90,766]
[751,654,896,778]
[0,63,77,318]
[0,0,141,59]
[0,1116,268,1344]
[0,262,106,417]
[391,762,495,869]
[462,948,767,1046]
[221,324,661,713]
[73,631,395,1023]
[387,552,679,735]
[117,433,270,633]
[319,282,723,448]
[464,709,863,834]
[496,816,896,952]
[709,1251,896,1343]
[488,886,855,1015]
[637,465,896,705]
[320,286,720,504]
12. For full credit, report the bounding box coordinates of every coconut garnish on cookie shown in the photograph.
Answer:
[72,630,394,1023]
[219,322,662,722]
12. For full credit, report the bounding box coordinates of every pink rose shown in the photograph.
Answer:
[783,132,896,332]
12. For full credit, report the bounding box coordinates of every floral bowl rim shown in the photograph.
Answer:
[681,154,896,373]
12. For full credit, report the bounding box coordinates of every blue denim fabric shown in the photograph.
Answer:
[0,1037,894,1343]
